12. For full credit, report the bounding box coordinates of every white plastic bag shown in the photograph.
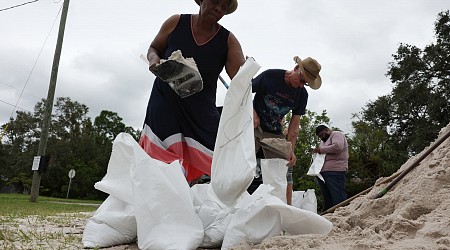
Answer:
[83,133,143,248]
[82,195,137,248]
[211,58,261,208]
[130,145,204,250]
[291,190,305,209]
[191,184,232,248]
[221,186,332,250]
[94,133,137,204]
[301,189,318,213]
[84,133,204,250]
[260,158,288,203]
[307,153,325,182]
[291,190,318,213]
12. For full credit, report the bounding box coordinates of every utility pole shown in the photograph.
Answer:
[30,0,71,202]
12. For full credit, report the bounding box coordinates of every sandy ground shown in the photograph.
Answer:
[233,124,450,250]
[0,210,139,249]
[2,124,449,249]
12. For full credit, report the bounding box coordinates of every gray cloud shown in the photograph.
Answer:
[1,0,448,135]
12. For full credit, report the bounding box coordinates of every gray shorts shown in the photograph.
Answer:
[286,166,293,184]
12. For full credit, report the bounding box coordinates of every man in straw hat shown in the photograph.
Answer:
[251,56,322,205]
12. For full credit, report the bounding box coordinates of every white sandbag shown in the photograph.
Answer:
[191,183,228,209]
[260,159,288,203]
[291,190,305,209]
[221,186,332,250]
[211,58,261,208]
[85,133,204,249]
[301,189,318,213]
[307,153,325,182]
[196,200,232,248]
[94,133,139,204]
[291,189,318,213]
[281,205,331,235]
[191,184,232,248]
[83,133,142,248]
[222,194,282,250]
[82,195,137,248]
[251,183,275,196]
[130,150,204,250]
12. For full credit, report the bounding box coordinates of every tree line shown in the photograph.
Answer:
[0,97,140,200]
[1,11,449,202]
[294,11,450,198]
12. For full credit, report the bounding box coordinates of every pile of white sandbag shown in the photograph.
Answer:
[82,58,332,250]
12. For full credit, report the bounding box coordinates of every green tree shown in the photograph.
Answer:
[38,97,94,197]
[94,110,140,143]
[358,11,450,157]
[347,119,404,196]
[94,110,127,141]
[345,11,450,202]
[7,172,32,194]
[0,110,40,192]
[1,97,138,200]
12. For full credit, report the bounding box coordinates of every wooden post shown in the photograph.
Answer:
[30,0,71,202]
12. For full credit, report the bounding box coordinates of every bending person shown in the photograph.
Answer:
[140,0,245,183]
[252,56,322,204]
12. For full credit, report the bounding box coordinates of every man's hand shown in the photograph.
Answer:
[253,109,260,128]
[312,147,321,154]
[287,151,296,166]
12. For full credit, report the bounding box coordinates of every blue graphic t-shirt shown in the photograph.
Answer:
[252,69,308,134]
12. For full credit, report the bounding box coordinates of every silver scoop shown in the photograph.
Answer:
[141,54,203,98]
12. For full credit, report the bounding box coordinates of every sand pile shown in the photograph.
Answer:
[233,124,450,250]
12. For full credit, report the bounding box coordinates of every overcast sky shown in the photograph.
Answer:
[0,0,448,135]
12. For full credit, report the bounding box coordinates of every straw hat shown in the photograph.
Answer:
[293,56,322,90]
[194,0,238,15]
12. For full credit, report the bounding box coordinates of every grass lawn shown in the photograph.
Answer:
[0,193,103,249]
[0,193,101,217]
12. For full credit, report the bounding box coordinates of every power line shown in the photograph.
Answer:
[0,80,42,100]
[9,4,63,119]
[0,99,32,113]
[0,0,39,12]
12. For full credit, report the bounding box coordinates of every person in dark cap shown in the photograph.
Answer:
[251,56,322,204]
[140,0,245,184]
[313,125,348,211]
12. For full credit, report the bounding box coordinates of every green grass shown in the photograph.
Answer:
[0,194,103,249]
[0,193,101,217]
